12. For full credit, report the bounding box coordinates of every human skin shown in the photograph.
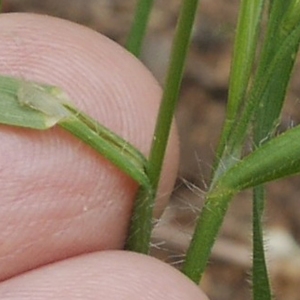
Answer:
[0,13,208,299]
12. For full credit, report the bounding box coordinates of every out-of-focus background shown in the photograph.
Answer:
[3,1,300,299]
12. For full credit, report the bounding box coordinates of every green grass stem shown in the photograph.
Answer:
[182,190,233,282]
[211,0,265,184]
[183,122,300,283]
[217,20,300,171]
[125,0,201,253]
[147,0,200,190]
[252,186,272,300]
[125,0,155,57]
[250,2,299,298]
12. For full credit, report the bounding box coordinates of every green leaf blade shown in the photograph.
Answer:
[216,125,300,194]
[0,76,65,130]
[59,116,151,190]
[0,75,151,192]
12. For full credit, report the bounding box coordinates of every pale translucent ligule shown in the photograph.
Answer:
[17,81,71,127]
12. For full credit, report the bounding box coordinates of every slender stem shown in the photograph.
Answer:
[147,0,200,192]
[182,122,300,283]
[125,0,155,57]
[211,0,265,184]
[252,186,272,300]
[125,0,200,253]
[124,186,155,253]
[182,190,233,282]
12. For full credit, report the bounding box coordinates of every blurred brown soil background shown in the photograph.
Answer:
[3,1,300,299]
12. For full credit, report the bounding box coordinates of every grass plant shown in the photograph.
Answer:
[1,1,300,299]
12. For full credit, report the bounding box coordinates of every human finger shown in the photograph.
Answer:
[0,13,179,280]
[0,251,208,300]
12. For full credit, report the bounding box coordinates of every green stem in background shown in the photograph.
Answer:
[252,186,272,300]
[211,0,265,184]
[226,0,265,121]
[147,0,200,192]
[250,3,296,298]
[125,0,201,253]
[125,0,155,57]
[251,0,295,142]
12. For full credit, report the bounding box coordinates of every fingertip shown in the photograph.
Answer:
[0,251,208,300]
